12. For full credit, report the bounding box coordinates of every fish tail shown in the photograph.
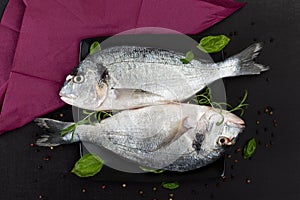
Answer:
[34,118,78,147]
[232,42,269,75]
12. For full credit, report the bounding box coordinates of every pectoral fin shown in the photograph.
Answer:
[152,117,193,151]
[111,88,162,99]
[105,117,193,153]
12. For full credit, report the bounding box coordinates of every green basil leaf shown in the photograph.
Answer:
[71,154,104,177]
[60,124,76,136]
[197,35,230,53]
[90,41,101,54]
[139,166,165,173]
[161,181,180,190]
[180,58,189,64]
[180,50,194,64]
[243,138,256,159]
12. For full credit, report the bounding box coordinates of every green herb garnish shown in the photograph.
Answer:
[60,124,76,136]
[180,50,194,64]
[243,138,256,159]
[193,87,227,125]
[229,90,249,116]
[71,153,104,177]
[90,41,101,54]
[197,35,230,53]
[61,110,112,141]
[161,181,180,190]
[139,166,165,173]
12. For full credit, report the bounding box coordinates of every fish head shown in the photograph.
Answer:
[59,60,108,110]
[196,108,245,154]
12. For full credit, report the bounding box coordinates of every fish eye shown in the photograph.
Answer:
[73,75,84,83]
[217,137,229,146]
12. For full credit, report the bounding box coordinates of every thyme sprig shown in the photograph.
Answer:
[229,90,249,116]
[60,110,112,141]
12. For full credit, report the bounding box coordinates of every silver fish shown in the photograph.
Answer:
[35,104,245,172]
[59,43,268,111]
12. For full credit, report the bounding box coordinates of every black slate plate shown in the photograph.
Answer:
[75,35,226,182]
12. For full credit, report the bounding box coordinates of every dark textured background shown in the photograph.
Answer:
[0,0,299,199]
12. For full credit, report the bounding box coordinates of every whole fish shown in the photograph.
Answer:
[35,104,245,172]
[60,43,268,110]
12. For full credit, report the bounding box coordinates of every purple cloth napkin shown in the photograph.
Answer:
[0,0,25,111]
[0,0,245,134]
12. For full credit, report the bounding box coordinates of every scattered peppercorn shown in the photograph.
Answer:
[227,154,232,159]
[256,120,260,125]
[246,178,251,184]
[235,148,241,153]
[139,190,144,195]
[264,108,269,113]
[152,187,157,191]
[122,183,127,188]
[234,159,239,163]
[221,175,226,182]
[265,143,270,148]
[59,113,64,117]
[101,185,106,190]
[30,143,35,147]
[273,120,278,127]
[82,188,86,193]
[43,156,50,161]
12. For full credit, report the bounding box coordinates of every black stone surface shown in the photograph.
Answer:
[0,0,299,200]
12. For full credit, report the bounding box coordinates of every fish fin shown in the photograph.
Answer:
[232,43,269,75]
[158,100,180,105]
[34,118,76,147]
[152,117,193,151]
[112,88,162,99]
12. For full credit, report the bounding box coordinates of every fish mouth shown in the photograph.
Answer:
[229,119,245,129]
[226,137,237,146]
[60,96,75,105]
